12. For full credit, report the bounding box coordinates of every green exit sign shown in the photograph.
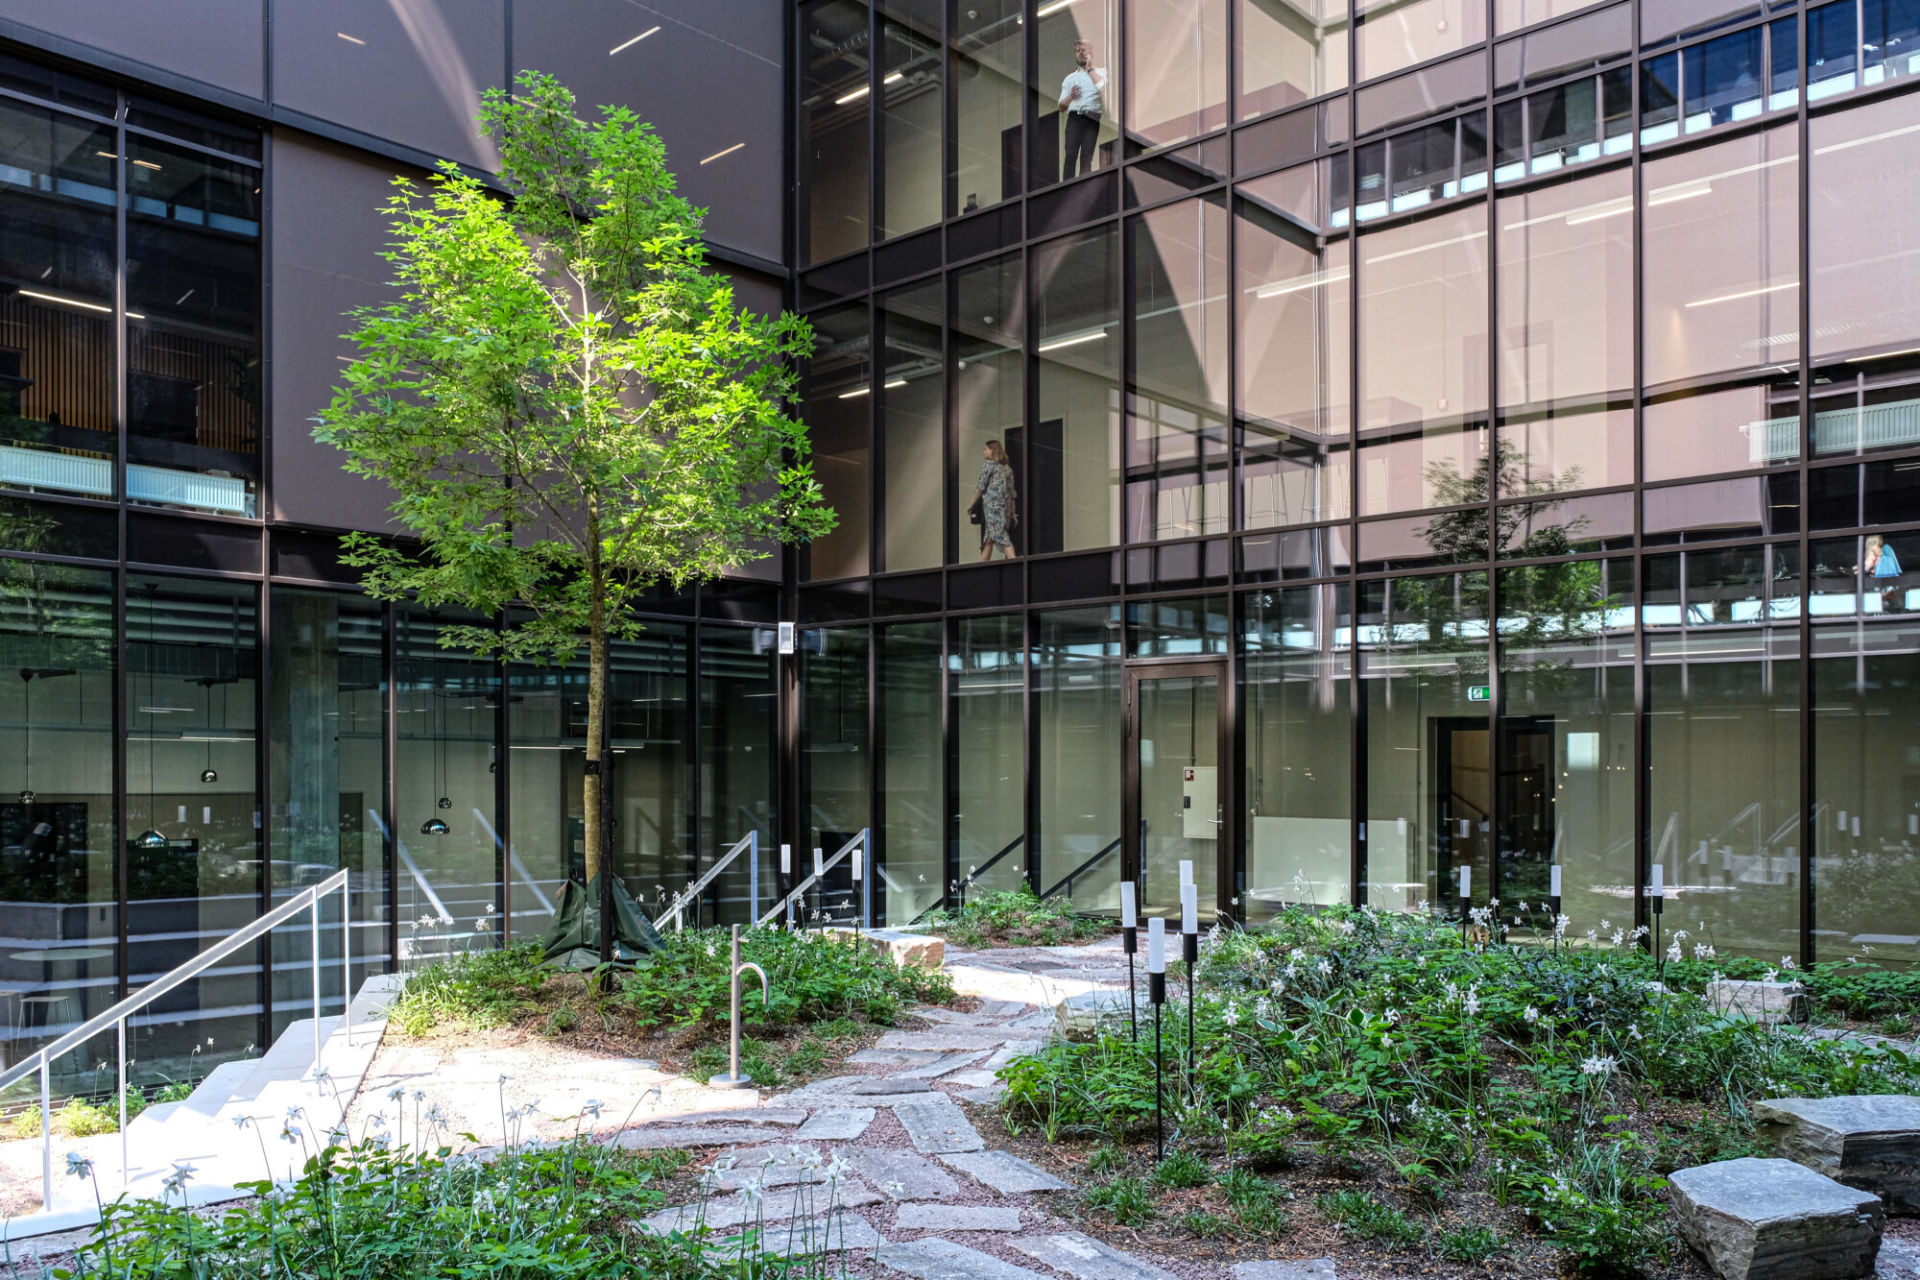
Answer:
[1467,685,1492,702]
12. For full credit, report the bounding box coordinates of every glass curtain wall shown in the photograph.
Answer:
[1237,159,1351,529]
[1128,195,1232,542]
[802,0,873,263]
[1033,226,1121,555]
[1035,606,1123,906]
[268,588,383,1039]
[803,628,870,923]
[699,626,779,924]
[949,0,1024,216]
[1126,0,1227,150]
[0,561,114,1087]
[881,280,945,572]
[609,628,693,914]
[126,574,259,1079]
[1242,584,1352,919]
[803,303,872,581]
[880,0,943,239]
[878,621,944,922]
[950,613,1025,895]
[952,253,1025,562]
[1360,571,1489,912]
[394,607,498,959]
[1031,0,1120,189]
[1239,0,1349,119]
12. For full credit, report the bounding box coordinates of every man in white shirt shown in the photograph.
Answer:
[1057,40,1106,179]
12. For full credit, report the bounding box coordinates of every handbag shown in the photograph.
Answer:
[967,497,983,525]
[1875,545,1903,578]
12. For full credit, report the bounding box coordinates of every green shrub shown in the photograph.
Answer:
[927,887,1106,949]
[1436,1223,1507,1263]
[1152,1148,1212,1189]
[1082,1175,1157,1226]
[1315,1190,1425,1248]
[1181,1210,1228,1238]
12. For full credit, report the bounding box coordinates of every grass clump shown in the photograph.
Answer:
[1152,1148,1212,1189]
[390,941,549,1037]
[1316,1190,1424,1248]
[1082,1175,1157,1226]
[927,886,1106,949]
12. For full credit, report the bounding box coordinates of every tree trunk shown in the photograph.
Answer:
[584,582,606,886]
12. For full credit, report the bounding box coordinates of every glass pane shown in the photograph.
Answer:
[1496,559,1633,931]
[1769,16,1800,107]
[1640,51,1681,143]
[1128,195,1231,541]
[950,0,1024,215]
[1359,572,1491,912]
[802,627,869,922]
[1355,0,1487,82]
[127,574,260,1076]
[1035,606,1122,907]
[1127,0,1228,149]
[1644,380,1800,480]
[953,252,1025,562]
[1495,168,1632,493]
[1237,162,1352,528]
[1496,0,1609,33]
[1528,77,1600,170]
[125,134,261,518]
[395,606,498,958]
[879,0,942,239]
[699,625,778,922]
[879,621,943,923]
[1032,0,1119,188]
[1808,0,1860,100]
[1242,584,1351,918]
[1810,91,1920,363]
[1863,0,1920,83]
[1682,27,1765,134]
[1646,626,1800,961]
[1813,618,1920,965]
[1032,227,1120,554]
[802,0,871,262]
[1643,126,1798,389]
[1357,202,1491,514]
[0,98,118,501]
[1239,0,1350,120]
[0,560,115,1089]
[1138,672,1220,917]
[802,303,871,581]
[951,614,1025,896]
[268,589,384,1038]
[880,279,944,571]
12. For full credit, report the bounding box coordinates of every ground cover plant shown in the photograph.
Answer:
[389,925,954,1087]
[926,886,1107,949]
[999,905,1920,1278]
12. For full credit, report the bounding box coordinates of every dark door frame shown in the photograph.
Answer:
[1122,657,1233,920]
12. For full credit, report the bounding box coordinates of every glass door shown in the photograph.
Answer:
[1125,661,1229,920]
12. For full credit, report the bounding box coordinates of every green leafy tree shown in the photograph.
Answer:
[315,72,833,892]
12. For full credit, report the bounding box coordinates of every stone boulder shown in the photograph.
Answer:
[1708,978,1808,1024]
[857,928,945,971]
[1054,990,1132,1041]
[1668,1157,1883,1280]
[1753,1095,1920,1214]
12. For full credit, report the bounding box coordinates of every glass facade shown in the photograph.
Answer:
[10,0,1920,1107]
[791,0,1920,962]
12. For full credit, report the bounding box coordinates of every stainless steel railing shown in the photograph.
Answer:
[0,869,354,1213]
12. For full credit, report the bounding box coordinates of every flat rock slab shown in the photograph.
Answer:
[985,1041,1044,1068]
[642,1184,882,1233]
[1056,992,1133,1041]
[614,1125,796,1150]
[897,1203,1023,1232]
[1669,1157,1883,1280]
[896,1050,991,1080]
[946,1070,1002,1089]
[876,1030,1024,1053]
[1709,978,1809,1024]
[877,1237,1053,1280]
[1232,1261,1336,1280]
[1754,1095,1920,1213]
[1010,1230,1178,1280]
[705,1147,830,1192]
[716,1212,883,1257]
[939,1150,1071,1194]
[684,1108,808,1127]
[977,999,1028,1018]
[797,1108,877,1141]
[958,1085,1007,1106]
[852,1049,952,1067]
[896,1096,985,1154]
[850,1148,961,1201]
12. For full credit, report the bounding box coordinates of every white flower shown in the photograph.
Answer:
[388,1087,405,1102]
[1523,1005,1539,1024]
[1314,958,1332,976]
[1666,941,1682,963]
[65,1152,93,1180]
[1580,1054,1618,1078]
[1610,929,1625,946]
[280,1122,303,1144]
[581,1099,604,1120]
[1380,1032,1393,1048]
[1694,943,1716,961]
[1223,1002,1240,1028]
[738,1177,765,1203]
[1462,987,1481,1017]
[1384,1008,1400,1024]
[1781,956,1798,971]
[418,914,438,929]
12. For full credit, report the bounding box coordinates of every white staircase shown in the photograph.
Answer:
[1,972,401,1240]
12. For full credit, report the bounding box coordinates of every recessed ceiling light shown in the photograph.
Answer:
[610,27,660,55]
[835,85,871,105]
[700,142,745,165]
[837,386,871,399]
[337,32,366,44]
[883,71,904,84]
[132,159,162,171]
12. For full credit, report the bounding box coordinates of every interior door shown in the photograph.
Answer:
[1124,661,1230,920]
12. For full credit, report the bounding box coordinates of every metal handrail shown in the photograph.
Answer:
[759,829,867,926]
[658,832,760,930]
[366,808,454,924]
[1040,835,1124,902]
[956,833,1025,902]
[0,868,352,1214]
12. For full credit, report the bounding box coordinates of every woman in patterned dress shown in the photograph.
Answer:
[970,439,1018,561]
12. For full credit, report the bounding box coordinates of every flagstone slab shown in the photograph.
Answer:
[897,1203,1022,1232]
[849,1149,960,1201]
[896,1095,985,1154]
[704,1147,830,1192]
[641,1184,882,1233]
[1010,1231,1179,1280]
[614,1125,797,1150]
[1231,1261,1337,1280]
[876,1030,1025,1053]
[895,1050,990,1080]
[938,1150,1071,1194]
[877,1237,1053,1280]
[796,1108,876,1141]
